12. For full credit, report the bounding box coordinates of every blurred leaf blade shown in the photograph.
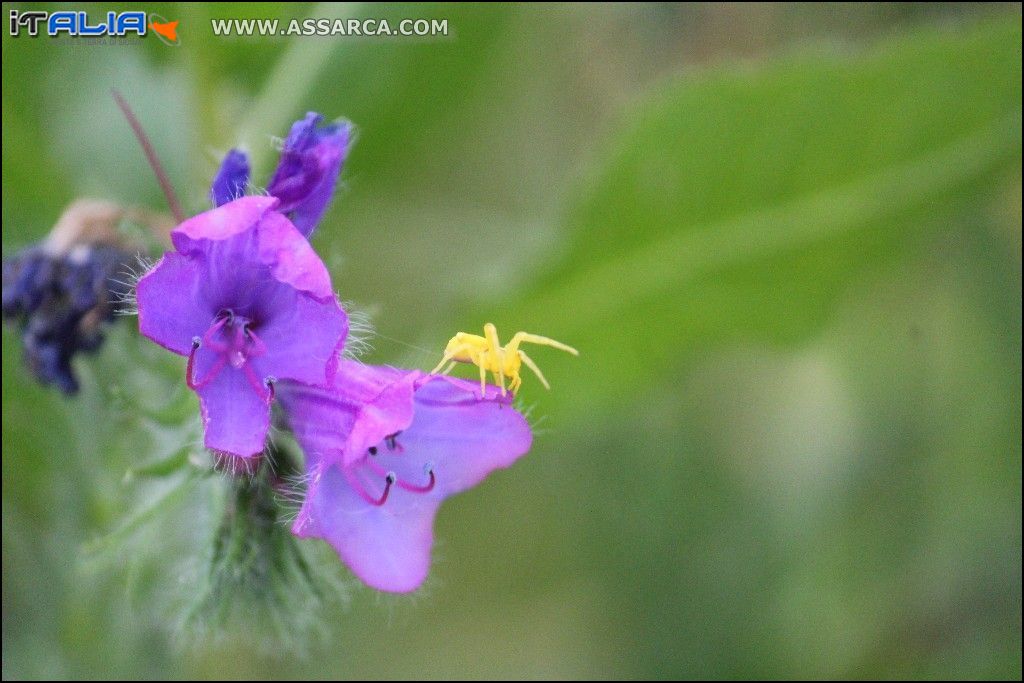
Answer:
[499,18,1022,406]
[2,5,1021,679]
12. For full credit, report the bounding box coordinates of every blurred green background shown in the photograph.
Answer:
[2,2,1021,679]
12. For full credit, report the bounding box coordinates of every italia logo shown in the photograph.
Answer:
[8,10,180,45]
[148,14,179,45]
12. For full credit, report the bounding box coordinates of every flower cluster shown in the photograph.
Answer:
[135,113,533,592]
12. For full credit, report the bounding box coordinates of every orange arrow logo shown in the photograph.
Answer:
[150,19,178,42]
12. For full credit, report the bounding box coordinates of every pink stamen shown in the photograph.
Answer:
[186,342,226,390]
[397,469,436,494]
[228,324,248,367]
[385,432,404,453]
[365,458,436,494]
[242,362,269,399]
[344,467,394,507]
[186,341,199,388]
[201,316,229,353]
[188,314,273,399]
[245,327,269,358]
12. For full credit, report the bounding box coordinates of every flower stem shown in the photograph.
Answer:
[112,89,186,224]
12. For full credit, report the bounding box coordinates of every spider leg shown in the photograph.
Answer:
[509,332,579,356]
[430,359,459,376]
[502,336,524,394]
[509,371,521,395]
[484,323,506,396]
[430,340,473,375]
[477,353,488,398]
[429,352,455,375]
[430,373,482,396]
[518,350,551,390]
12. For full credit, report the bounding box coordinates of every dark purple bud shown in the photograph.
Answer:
[210,149,251,207]
[267,113,351,237]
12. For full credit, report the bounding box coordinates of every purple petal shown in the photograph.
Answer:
[172,195,278,252]
[279,361,532,592]
[172,197,335,301]
[193,351,271,458]
[297,464,440,593]
[277,362,415,468]
[210,149,251,207]
[267,113,351,237]
[254,211,336,300]
[136,252,214,355]
[250,292,348,387]
[373,375,534,498]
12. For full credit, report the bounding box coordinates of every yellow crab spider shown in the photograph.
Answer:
[430,323,578,397]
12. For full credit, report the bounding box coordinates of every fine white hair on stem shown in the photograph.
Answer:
[261,440,278,474]
[341,300,375,359]
[275,471,311,526]
[111,253,156,317]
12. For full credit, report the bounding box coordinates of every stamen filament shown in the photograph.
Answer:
[201,316,229,353]
[344,467,394,506]
[385,432,402,451]
[186,342,226,390]
[245,327,268,357]
[365,459,436,494]
[399,469,436,494]
[242,362,271,400]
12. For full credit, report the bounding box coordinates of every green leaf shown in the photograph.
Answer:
[495,18,1022,409]
[80,472,200,559]
[122,445,192,483]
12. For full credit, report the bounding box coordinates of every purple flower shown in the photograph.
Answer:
[266,113,351,237]
[137,196,348,458]
[208,113,351,236]
[210,149,250,207]
[2,199,149,395]
[3,243,134,394]
[277,360,533,592]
